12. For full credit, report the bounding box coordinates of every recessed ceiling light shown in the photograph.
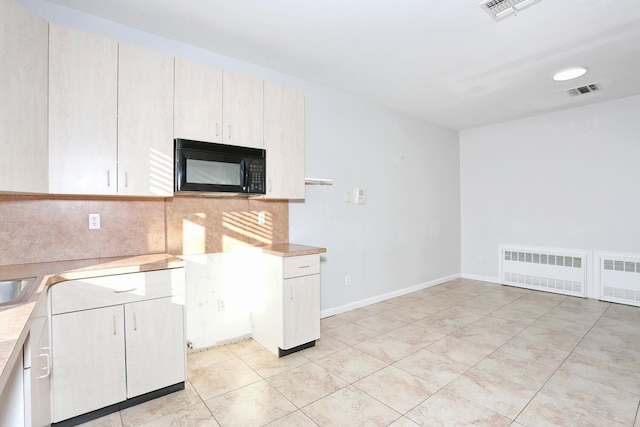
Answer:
[553,67,588,82]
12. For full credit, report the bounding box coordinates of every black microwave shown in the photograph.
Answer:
[174,138,266,195]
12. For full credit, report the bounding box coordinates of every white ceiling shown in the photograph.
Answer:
[44,0,640,130]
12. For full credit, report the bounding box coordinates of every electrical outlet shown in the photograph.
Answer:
[88,214,101,230]
[345,275,351,286]
[218,299,226,311]
[257,211,266,225]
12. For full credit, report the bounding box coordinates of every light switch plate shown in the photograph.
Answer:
[354,187,366,205]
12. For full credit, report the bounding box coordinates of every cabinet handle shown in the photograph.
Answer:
[133,311,137,331]
[290,284,293,300]
[227,124,231,139]
[269,179,272,193]
[113,288,137,293]
[216,123,220,137]
[125,171,128,188]
[107,170,111,187]
[113,315,117,335]
[298,265,310,269]
[37,350,50,380]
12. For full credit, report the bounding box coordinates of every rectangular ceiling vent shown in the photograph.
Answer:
[567,83,601,97]
[480,0,542,21]
[500,245,587,297]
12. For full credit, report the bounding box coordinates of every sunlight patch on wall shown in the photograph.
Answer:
[222,235,252,252]
[182,217,206,254]
[222,211,274,245]
[149,147,173,195]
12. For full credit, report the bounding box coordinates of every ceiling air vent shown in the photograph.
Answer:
[567,83,601,97]
[480,0,542,21]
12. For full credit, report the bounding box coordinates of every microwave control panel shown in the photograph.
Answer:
[247,160,265,193]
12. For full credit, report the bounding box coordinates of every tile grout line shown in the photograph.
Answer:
[509,298,613,424]
[112,280,639,427]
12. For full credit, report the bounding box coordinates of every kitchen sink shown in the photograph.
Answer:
[0,277,36,306]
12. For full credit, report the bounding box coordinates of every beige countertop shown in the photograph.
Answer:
[259,243,326,257]
[0,253,184,396]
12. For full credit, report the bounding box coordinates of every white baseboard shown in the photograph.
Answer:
[461,273,501,285]
[320,273,461,318]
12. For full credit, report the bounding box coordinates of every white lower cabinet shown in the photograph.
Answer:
[0,349,25,427]
[0,293,51,427]
[28,295,52,427]
[252,254,321,356]
[52,306,126,422]
[50,269,186,424]
[282,274,320,351]
[124,298,185,398]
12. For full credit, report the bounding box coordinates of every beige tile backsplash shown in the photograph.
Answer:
[0,195,288,266]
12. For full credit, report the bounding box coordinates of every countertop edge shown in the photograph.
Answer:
[259,244,327,257]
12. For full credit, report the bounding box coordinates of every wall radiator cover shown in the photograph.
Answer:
[500,246,587,297]
[598,253,640,307]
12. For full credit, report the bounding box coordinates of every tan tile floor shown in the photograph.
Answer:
[80,278,640,426]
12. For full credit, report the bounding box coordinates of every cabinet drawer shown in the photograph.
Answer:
[283,254,320,279]
[52,268,184,315]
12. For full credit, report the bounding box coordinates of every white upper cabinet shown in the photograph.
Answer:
[263,82,305,199]
[174,59,263,150]
[0,0,48,193]
[222,70,263,148]
[48,24,118,195]
[174,57,223,143]
[118,43,174,196]
[20,14,303,198]
[49,26,174,197]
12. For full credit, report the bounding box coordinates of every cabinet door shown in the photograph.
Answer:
[222,70,263,148]
[282,274,320,350]
[48,24,118,195]
[0,349,24,427]
[51,306,126,423]
[174,57,223,143]
[0,0,48,193]
[124,297,185,398]
[118,43,174,196]
[30,318,51,427]
[263,82,305,199]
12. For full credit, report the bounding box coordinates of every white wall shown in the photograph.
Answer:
[460,95,640,285]
[291,91,460,315]
[23,0,461,319]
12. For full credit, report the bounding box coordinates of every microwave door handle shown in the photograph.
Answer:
[241,159,249,192]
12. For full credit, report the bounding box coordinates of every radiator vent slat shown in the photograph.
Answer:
[500,246,587,297]
[503,251,583,268]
